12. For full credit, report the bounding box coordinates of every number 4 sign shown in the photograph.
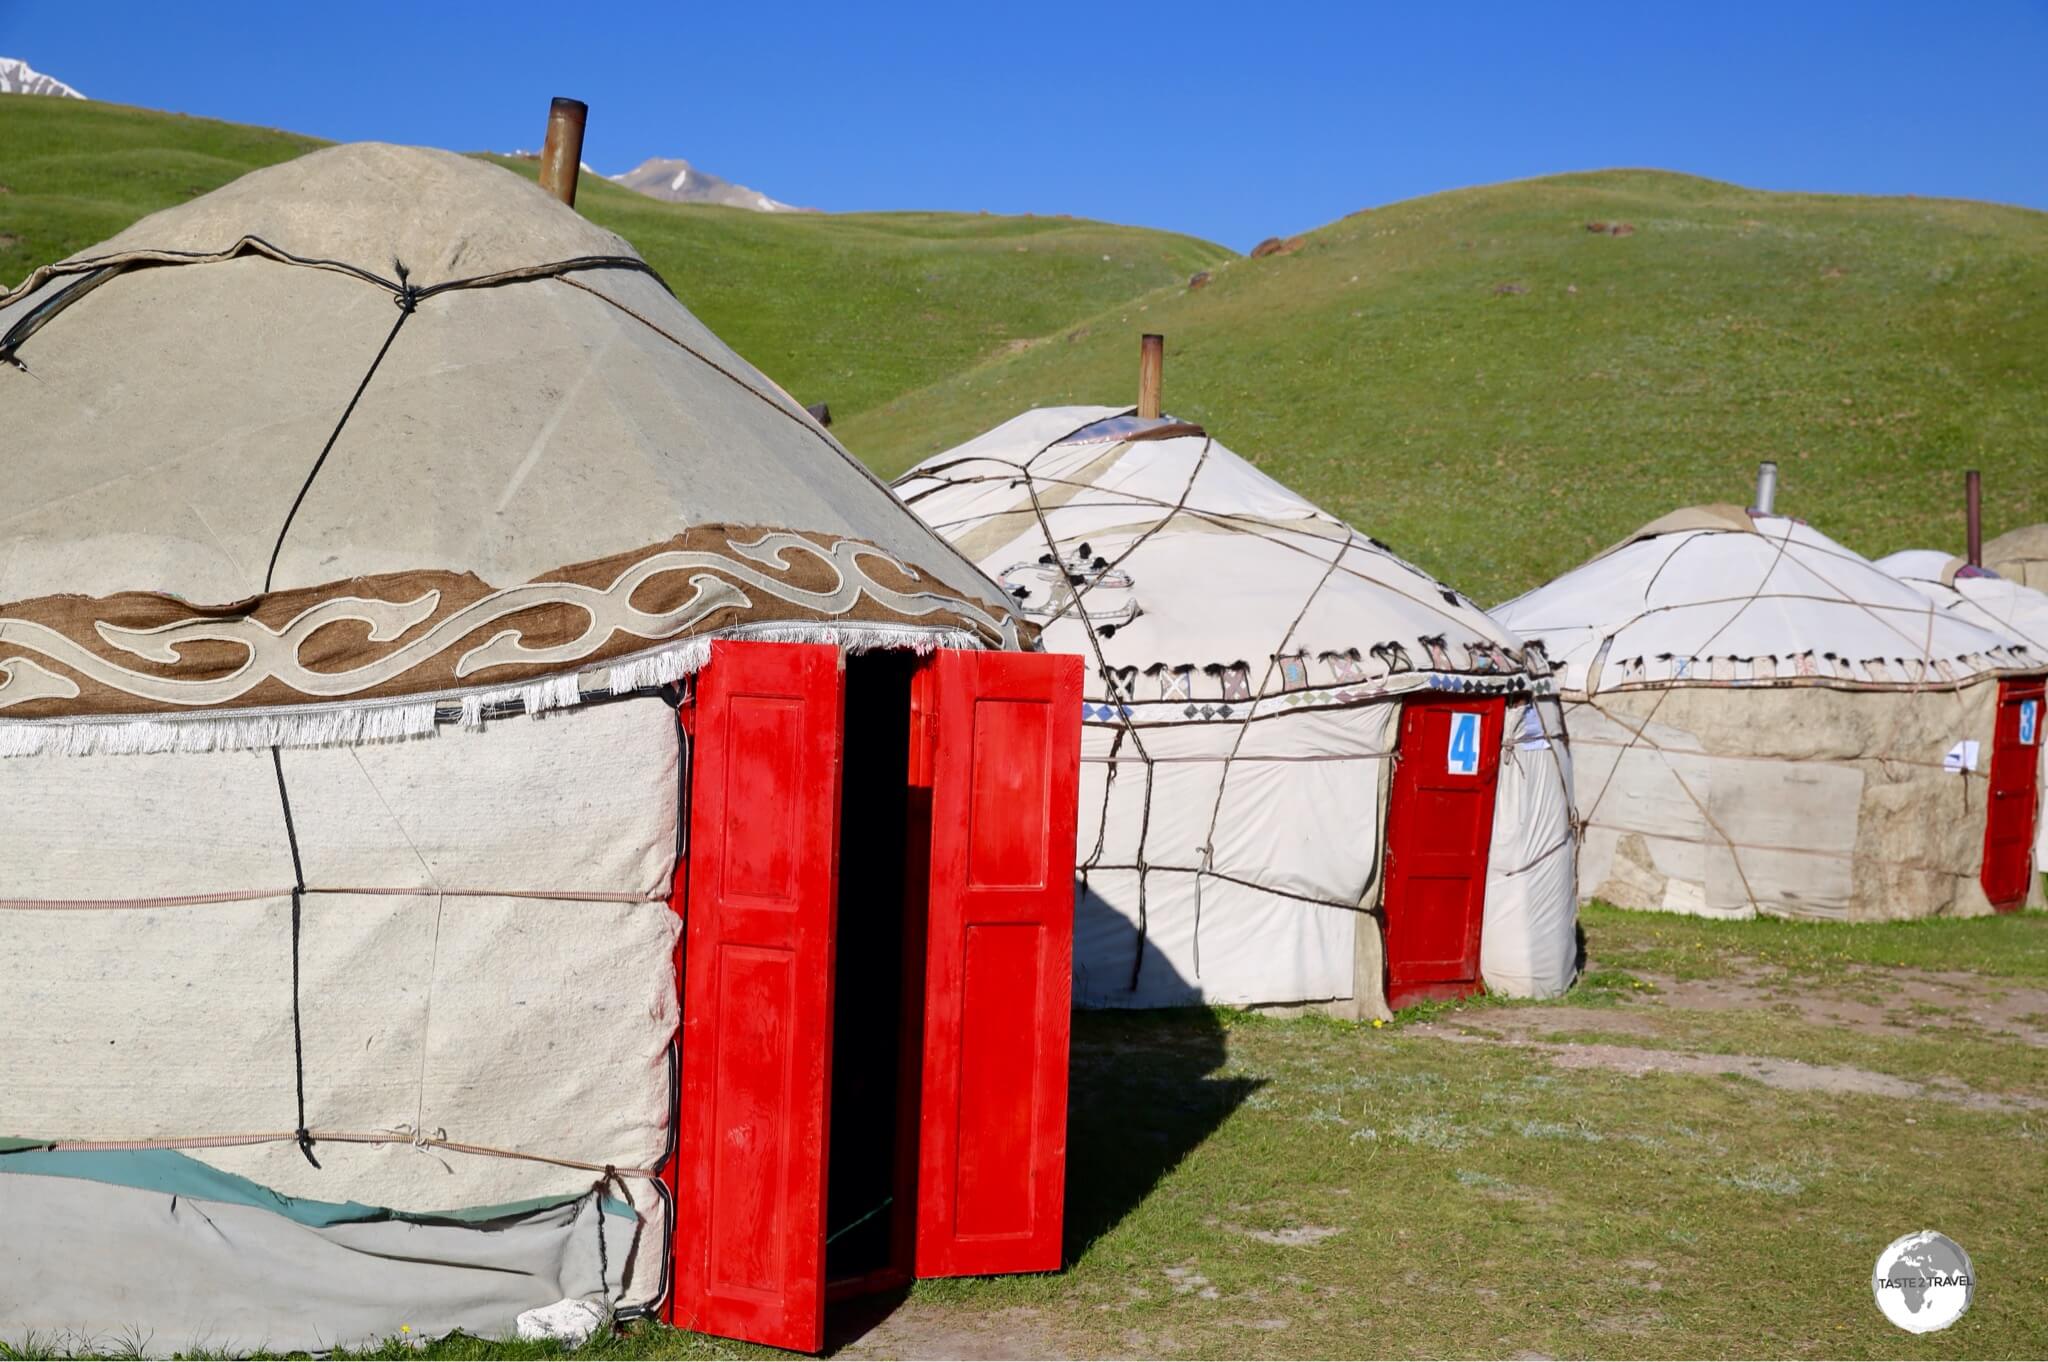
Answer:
[1446,710,1482,775]
[2022,699,2040,747]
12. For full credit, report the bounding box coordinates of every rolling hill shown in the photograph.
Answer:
[0,95,1230,423]
[840,171,2048,603]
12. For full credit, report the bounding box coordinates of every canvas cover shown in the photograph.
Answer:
[1482,698,1579,994]
[897,407,1577,1004]
[1,698,681,1348]
[1497,509,2046,920]
[1878,549,2048,868]
[1495,508,2038,694]
[0,144,1029,1351]
[1986,524,2048,592]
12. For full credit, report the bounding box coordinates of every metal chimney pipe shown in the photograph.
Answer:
[538,97,588,207]
[1966,469,1983,568]
[1138,333,1164,419]
[1753,460,1778,515]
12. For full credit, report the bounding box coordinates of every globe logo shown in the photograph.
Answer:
[1871,1230,1974,1333]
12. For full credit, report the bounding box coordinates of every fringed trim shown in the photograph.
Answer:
[1,624,979,758]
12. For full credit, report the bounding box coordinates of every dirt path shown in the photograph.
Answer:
[1633,964,2048,1046]
[1408,958,2048,1111]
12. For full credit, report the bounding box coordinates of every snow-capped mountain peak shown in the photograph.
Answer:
[610,156,809,213]
[0,57,86,98]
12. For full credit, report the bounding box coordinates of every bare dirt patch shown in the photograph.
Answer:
[838,1303,1079,1360]
[1240,1224,1344,1248]
[1636,962,2048,1046]
[1417,1028,2046,1112]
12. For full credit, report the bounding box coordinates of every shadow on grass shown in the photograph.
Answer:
[1061,1003,1262,1263]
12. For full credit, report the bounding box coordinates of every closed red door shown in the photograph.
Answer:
[1982,677,2044,912]
[1382,696,1506,1010]
[670,641,845,1353]
[911,649,1083,1278]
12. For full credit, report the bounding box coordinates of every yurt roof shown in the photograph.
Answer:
[1986,523,2048,583]
[894,406,1538,713]
[1493,506,2042,697]
[0,144,1019,747]
[1875,549,2048,652]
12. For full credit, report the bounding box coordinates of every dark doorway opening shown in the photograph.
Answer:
[825,650,920,1289]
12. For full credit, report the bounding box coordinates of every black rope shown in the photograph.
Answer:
[594,1165,618,1296]
[261,263,420,592]
[269,747,320,1169]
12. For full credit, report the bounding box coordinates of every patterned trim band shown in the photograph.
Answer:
[0,526,1018,721]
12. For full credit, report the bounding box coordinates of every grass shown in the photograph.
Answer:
[1581,899,2048,981]
[0,95,1230,425]
[837,170,2048,603]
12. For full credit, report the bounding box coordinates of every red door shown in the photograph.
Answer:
[1982,677,2044,912]
[670,641,845,1353]
[1382,696,1506,1010]
[911,649,1083,1278]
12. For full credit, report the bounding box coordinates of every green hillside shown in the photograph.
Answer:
[841,171,2048,602]
[0,94,1230,422]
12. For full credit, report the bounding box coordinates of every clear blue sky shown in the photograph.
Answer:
[5,0,2044,250]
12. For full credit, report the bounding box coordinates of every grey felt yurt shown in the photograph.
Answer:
[0,143,1027,1353]
[1494,497,2046,922]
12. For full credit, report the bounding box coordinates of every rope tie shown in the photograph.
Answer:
[269,748,320,1170]
[592,1164,621,1298]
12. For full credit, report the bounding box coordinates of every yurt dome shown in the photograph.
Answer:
[1496,504,2046,921]
[895,403,1580,1012]
[0,142,1018,751]
[1986,523,2048,592]
[1,143,1060,1354]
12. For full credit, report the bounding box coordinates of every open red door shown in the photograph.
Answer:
[1382,696,1507,1010]
[1982,676,2043,912]
[671,640,845,1353]
[911,649,1083,1278]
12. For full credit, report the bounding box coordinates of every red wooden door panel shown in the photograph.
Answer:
[912,649,1082,1278]
[671,641,845,1352]
[1982,677,2043,912]
[1382,696,1507,1009]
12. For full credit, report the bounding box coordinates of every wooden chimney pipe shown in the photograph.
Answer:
[539,97,588,207]
[1966,469,1983,568]
[1138,333,1164,419]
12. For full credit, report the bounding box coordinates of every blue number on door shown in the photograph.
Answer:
[2022,699,2039,747]
[1446,711,1481,775]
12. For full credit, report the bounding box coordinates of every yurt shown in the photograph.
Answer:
[891,342,1579,1015]
[1986,523,2048,591]
[1875,547,2048,882]
[1493,471,2046,922]
[0,124,1080,1355]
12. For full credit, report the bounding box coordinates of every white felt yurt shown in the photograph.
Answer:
[893,404,1579,1013]
[0,143,1027,1352]
[1876,549,2048,876]
[1494,502,2047,921]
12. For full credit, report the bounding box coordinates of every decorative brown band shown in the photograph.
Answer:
[0,525,1016,720]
